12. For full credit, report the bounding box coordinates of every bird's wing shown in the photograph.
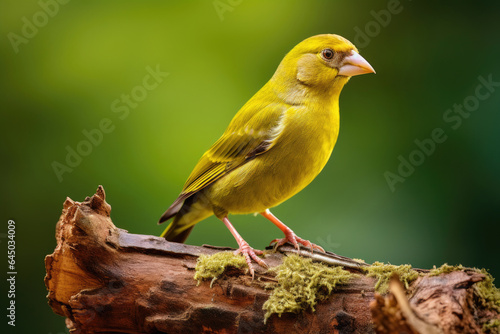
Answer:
[181,102,287,196]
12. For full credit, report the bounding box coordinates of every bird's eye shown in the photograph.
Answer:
[321,49,335,60]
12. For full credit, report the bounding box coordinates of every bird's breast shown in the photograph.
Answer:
[270,104,340,189]
[208,102,340,214]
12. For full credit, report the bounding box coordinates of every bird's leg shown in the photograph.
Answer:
[222,216,268,278]
[260,209,325,252]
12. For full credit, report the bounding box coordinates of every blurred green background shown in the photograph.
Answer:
[1,0,500,332]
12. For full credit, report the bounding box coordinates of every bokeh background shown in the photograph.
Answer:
[1,0,500,332]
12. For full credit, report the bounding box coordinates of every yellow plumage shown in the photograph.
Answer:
[159,34,375,275]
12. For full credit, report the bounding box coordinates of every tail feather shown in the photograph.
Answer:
[159,195,212,243]
[160,216,195,243]
[158,193,190,224]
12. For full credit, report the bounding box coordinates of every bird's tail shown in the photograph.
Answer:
[160,215,195,243]
[159,196,212,243]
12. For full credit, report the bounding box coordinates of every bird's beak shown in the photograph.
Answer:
[338,51,375,76]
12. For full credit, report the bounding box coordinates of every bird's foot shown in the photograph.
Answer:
[222,216,268,278]
[222,216,267,278]
[234,241,268,279]
[261,209,325,253]
[270,229,325,253]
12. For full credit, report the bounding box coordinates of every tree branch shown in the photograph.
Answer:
[44,186,499,334]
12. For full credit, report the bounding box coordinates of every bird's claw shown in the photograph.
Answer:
[234,241,268,279]
[270,231,325,253]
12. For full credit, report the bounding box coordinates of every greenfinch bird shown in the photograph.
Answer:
[159,34,375,276]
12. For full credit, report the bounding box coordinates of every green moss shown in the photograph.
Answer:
[193,252,247,287]
[475,268,500,312]
[429,264,500,312]
[353,258,366,264]
[364,261,419,294]
[483,319,500,334]
[429,263,466,276]
[262,254,353,323]
[194,253,500,325]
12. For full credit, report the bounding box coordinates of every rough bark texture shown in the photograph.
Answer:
[45,186,499,334]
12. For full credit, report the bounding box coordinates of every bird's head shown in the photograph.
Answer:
[273,34,375,96]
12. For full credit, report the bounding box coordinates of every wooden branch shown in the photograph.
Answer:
[45,186,499,334]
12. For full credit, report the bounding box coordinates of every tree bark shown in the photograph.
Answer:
[44,186,499,334]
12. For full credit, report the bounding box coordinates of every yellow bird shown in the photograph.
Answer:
[159,34,375,276]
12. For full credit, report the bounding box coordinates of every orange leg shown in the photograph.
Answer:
[222,216,267,278]
[260,209,325,252]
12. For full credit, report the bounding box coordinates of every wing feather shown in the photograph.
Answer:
[181,102,287,196]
